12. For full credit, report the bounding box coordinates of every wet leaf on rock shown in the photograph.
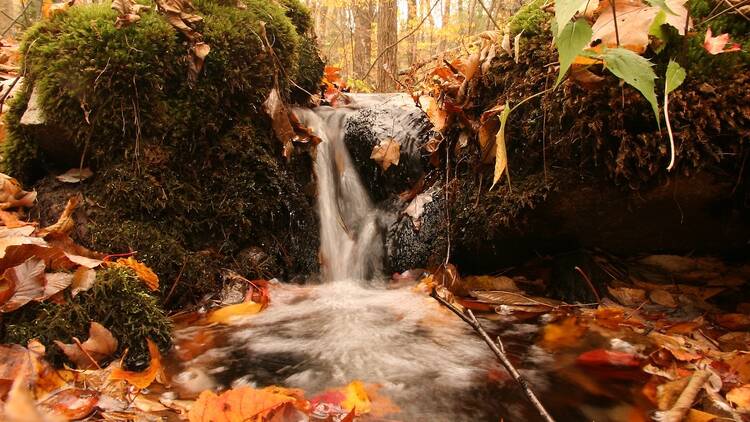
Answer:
[370,138,401,171]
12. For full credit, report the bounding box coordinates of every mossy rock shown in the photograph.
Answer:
[507,0,548,36]
[1,267,172,370]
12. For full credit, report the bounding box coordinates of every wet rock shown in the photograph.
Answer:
[384,188,448,273]
[343,98,433,202]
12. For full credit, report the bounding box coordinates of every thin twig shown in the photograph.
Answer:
[0,0,34,37]
[699,0,750,26]
[608,0,621,47]
[431,290,556,422]
[363,0,441,81]
[574,266,601,304]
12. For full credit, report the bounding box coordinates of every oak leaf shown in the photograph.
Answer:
[54,322,118,369]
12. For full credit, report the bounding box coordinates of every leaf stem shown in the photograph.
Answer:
[609,0,621,47]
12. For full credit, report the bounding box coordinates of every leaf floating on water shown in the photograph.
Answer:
[207,301,263,324]
[55,322,118,369]
[370,138,401,171]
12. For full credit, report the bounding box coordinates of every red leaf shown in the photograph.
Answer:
[703,27,742,55]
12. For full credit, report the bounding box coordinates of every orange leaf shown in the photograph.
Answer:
[541,317,587,349]
[207,301,263,324]
[188,387,296,422]
[110,339,163,389]
[39,388,99,420]
[113,257,159,291]
[54,322,118,369]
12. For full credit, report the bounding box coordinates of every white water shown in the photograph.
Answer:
[173,94,552,420]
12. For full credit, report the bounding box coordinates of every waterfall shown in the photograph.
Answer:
[294,95,390,281]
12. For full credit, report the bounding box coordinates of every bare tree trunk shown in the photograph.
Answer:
[376,0,398,91]
[438,0,451,51]
[467,0,477,34]
[353,0,374,80]
[485,0,498,30]
[317,4,329,42]
[406,0,418,65]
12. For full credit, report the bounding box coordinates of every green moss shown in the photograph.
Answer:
[684,0,750,78]
[508,0,548,36]
[291,34,324,103]
[279,0,313,35]
[1,85,41,183]
[1,267,172,370]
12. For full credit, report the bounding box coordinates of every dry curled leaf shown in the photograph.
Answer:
[264,87,296,159]
[36,194,81,238]
[54,322,118,369]
[55,168,92,184]
[0,173,36,210]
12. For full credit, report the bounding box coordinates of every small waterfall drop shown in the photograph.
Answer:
[293,96,385,281]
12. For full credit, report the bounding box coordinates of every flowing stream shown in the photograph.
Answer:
[170,95,647,421]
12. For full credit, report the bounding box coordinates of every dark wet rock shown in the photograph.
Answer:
[344,100,433,202]
[383,188,448,273]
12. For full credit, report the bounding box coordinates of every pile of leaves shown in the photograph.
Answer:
[415,252,750,420]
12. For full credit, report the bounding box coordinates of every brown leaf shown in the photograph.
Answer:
[0,173,36,210]
[0,258,46,312]
[727,385,750,413]
[650,289,677,307]
[42,272,73,300]
[55,322,118,369]
[370,138,401,171]
[0,236,48,258]
[418,96,448,132]
[608,286,647,306]
[713,313,750,331]
[0,210,36,229]
[403,191,432,230]
[153,0,203,40]
[71,267,96,297]
[264,88,295,159]
[36,194,81,238]
[591,0,690,53]
[189,42,211,81]
[55,168,93,184]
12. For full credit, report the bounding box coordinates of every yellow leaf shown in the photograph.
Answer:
[207,301,263,324]
[727,385,750,413]
[341,380,371,415]
[110,339,163,389]
[541,317,587,349]
[685,409,718,422]
[113,257,159,291]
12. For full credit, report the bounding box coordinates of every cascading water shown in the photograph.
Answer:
[172,94,555,421]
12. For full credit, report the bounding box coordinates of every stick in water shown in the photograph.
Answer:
[431,289,556,422]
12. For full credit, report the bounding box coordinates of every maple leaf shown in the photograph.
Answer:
[110,339,163,389]
[370,138,401,171]
[54,322,118,369]
[703,27,742,55]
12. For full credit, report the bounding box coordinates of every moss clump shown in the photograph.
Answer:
[684,0,750,78]
[1,267,172,369]
[2,85,41,184]
[507,0,548,36]
[3,0,322,308]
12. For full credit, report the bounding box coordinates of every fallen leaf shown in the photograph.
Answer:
[608,286,647,306]
[591,0,690,53]
[655,370,712,421]
[110,339,163,389]
[703,27,742,55]
[42,272,73,300]
[0,173,37,210]
[491,104,511,189]
[576,349,642,367]
[55,322,118,369]
[0,258,46,312]
[112,257,158,291]
[0,236,48,258]
[1,377,53,422]
[727,385,750,412]
[187,386,296,422]
[55,168,93,184]
[462,275,520,292]
[418,96,448,131]
[370,138,401,171]
[189,42,211,81]
[39,388,99,420]
[263,87,296,159]
[207,301,263,324]
[0,210,36,229]
[36,194,81,238]
[70,267,96,297]
[403,192,432,230]
[650,289,677,307]
[541,317,587,349]
[713,313,750,331]
[341,380,371,415]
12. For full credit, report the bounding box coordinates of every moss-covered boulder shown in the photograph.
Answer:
[2,0,324,309]
[1,267,172,369]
